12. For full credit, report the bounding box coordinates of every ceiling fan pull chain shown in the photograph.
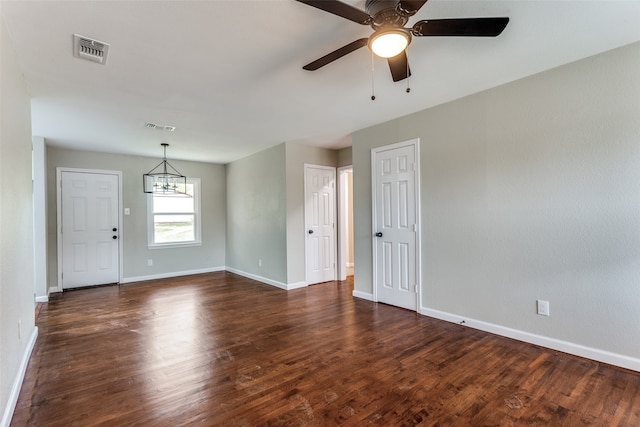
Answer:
[371,51,376,101]
[406,53,411,93]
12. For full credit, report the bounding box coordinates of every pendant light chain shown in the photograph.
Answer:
[162,143,169,174]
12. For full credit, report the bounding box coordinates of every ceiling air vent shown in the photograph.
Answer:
[144,122,176,132]
[73,34,109,64]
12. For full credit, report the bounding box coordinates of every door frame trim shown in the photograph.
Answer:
[56,167,124,291]
[303,163,337,285]
[370,138,421,310]
[337,165,353,282]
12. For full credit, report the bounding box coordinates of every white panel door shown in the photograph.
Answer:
[305,165,336,285]
[372,142,419,310]
[61,171,119,288]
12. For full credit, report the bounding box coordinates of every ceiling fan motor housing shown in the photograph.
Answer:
[366,0,409,29]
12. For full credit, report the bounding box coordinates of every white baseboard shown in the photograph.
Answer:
[52,267,305,292]
[225,267,292,290]
[352,290,374,302]
[35,295,48,303]
[120,266,225,284]
[420,307,640,372]
[226,268,309,290]
[286,281,309,290]
[1,327,38,427]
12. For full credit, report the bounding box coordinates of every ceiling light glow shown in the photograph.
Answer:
[369,30,411,58]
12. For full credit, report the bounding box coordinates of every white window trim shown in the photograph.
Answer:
[147,177,202,249]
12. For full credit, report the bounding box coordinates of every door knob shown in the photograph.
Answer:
[375,232,383,237]
[308,230,314,234]
[112,235,118,240]
[112,227,117,232]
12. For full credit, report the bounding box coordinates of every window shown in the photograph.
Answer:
[147,178,201,248]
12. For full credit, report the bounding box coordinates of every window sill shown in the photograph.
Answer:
[148,241,202,250]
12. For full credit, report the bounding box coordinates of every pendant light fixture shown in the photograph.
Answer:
[143,143,189,196]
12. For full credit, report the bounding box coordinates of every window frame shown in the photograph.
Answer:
[147,177,201,249]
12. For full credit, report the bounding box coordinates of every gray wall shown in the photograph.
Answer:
[0,15,36,421]
[32,137,48,299]
[46,147,226,285]
[337,146,352,168]
[225,142,338,286]
[285,142,337,284]
[352,42,640,359]
[226,144,287,283]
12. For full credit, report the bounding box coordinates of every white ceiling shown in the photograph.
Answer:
[2,0,639,164]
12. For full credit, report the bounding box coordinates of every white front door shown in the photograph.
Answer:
[305,164,336,285]
[60,170,120,289]
[372,140,420,310]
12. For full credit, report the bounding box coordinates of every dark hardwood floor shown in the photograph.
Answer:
[11,272,640,426]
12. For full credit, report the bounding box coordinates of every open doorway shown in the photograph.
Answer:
[338,166,354,281]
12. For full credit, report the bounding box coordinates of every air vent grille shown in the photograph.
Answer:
[144,122,176,132]
[73,34,109,64]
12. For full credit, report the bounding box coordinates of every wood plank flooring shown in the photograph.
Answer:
[11,272,640,426]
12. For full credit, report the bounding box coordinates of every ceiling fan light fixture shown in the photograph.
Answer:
[368,29,411,58]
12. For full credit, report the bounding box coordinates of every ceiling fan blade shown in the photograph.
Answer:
[303,38,369,71]
[387,50,411,82]
[397,0,429,16]
[295,0,371,25]
[412,17,509,37]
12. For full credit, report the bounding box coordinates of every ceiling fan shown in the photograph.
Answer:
[296,0,509,82]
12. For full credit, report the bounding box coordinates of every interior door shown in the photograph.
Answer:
[305,165,336,285]
[60,170,120,289]
[372,141,419,310]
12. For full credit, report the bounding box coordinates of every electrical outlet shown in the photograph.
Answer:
[147,259,153,267]
[258,259,262,267]
[537,300,550,316]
